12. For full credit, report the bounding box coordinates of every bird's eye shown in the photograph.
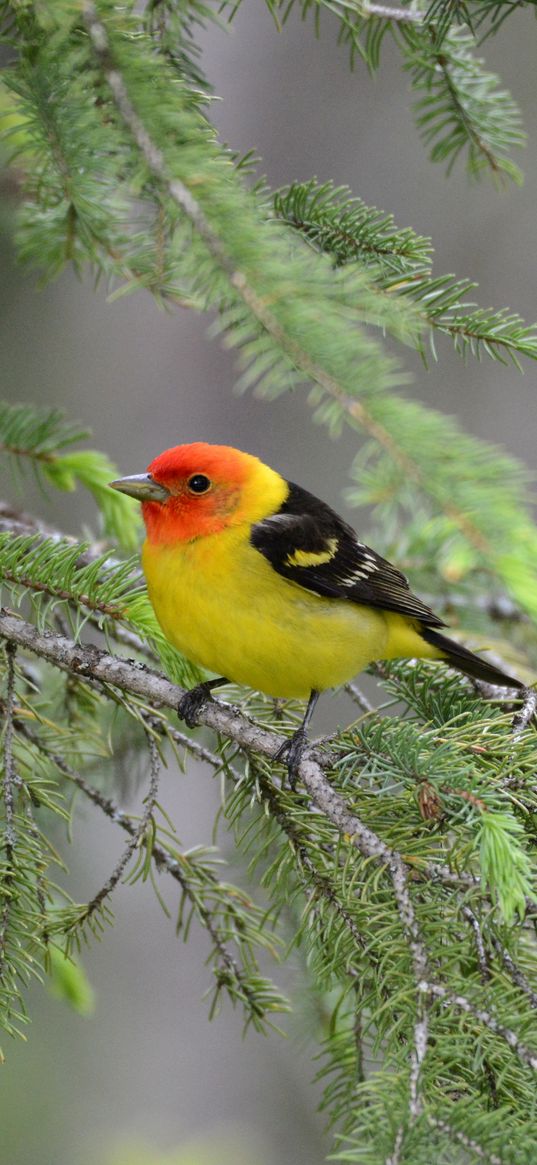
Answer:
[187,474,211,494]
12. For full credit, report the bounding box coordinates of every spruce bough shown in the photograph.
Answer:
[1,2,537,1162]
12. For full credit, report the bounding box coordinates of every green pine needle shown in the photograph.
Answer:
[0,402,140,550]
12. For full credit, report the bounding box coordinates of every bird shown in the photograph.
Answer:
[110,442,523,781]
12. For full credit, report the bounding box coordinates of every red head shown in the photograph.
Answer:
[110,442,288,544]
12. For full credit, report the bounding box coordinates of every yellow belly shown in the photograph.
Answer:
[142,527,437,698]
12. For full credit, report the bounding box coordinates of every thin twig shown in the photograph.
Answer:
[81,2,498,561]
[512,687,537,738]
[15,718,273,1016]
[0,642,17,982]
[385,1126,405,1165]
[461,906,499,1105]
[365,2,421,19]
[345,681,375,714]
[2,644,16,852]
[427,1115,504,1165]
[386,860,430,1158]
[1,612,535,1072]
[426,981,537,1071]
[490,933,537,1011]
[462,905,490,984]
[81,733,160,922]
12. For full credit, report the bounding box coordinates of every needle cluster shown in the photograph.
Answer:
[0,404,536,1164]
[1,2,537,1160]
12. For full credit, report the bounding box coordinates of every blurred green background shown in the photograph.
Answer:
[1,7,536,1164]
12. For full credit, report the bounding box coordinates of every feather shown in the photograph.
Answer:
[251,482,445,628]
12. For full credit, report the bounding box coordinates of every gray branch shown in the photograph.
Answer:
[426,981,537,1072]
[364,2,421,19]
[427,1116,504,1165]
[14,717,272,1018]
[2,610,536,1074]
[490,933,537,1011]
[0,642,17,983]
[80,734,160,923]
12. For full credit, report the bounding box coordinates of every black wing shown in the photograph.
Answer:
[251,482,445,629]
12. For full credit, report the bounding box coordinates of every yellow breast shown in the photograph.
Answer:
[142,525,393,698]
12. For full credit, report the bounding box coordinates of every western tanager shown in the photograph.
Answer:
[110,442,522,778]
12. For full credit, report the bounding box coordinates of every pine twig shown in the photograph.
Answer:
[1,612,536,1074]
[14,11,537,597]
[80,3,497,563]
[80,734,160,923]
[15,720,273,1018]
[462,905,491,983]
[0,643,17,983]
[512,688,537,738]
[490,933,537,1011]
[344,681,375,713]
[426,982,537,1071]
[427,1115,503,1165]
[365,2,421,18]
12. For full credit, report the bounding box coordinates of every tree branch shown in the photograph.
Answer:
[80,733,160,924]
[426,981,537,1071]
[364,2,422,19]
[0,643,17,986]
[490,933,537,1011]
[81,2,500,563]
[13,715,277,1021]
[427,1115,503,1165]
[1,611,536,1073]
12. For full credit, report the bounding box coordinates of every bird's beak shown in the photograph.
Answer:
[109,473,171,503]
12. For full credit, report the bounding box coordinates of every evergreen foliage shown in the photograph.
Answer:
[273,179,537,365]
[1,2,537,1162]
[0,402,140,550]
[400,22,525,182]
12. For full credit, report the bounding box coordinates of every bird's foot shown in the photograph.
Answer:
[177,681,215,728]
[274,728,308,789]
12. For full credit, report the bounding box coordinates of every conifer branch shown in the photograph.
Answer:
[78,8,423,496]
[427,1115,503,1165]
[0,617,470,909]
[0,643,17,988]
[227,1,526,176]
[12,715,286,1025]
[512,688,537,737]
[365,3,421,19]
[462,904,491,983]
[2,612,536,1076]
[399,23,525,181]
[80,734,160,925]
[82,1,403,413]
[0,534,140,621]
[426,981,537,1070]
[274,181,537,366]
[490,933,537,1011]
[0,404,139,550]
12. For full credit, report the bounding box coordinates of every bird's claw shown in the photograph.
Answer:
[177,683,212,728]
[274,728,307,789]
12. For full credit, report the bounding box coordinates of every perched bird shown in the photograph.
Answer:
[110,442,523,779]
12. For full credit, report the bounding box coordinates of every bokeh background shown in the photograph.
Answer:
[1,7,536,1164]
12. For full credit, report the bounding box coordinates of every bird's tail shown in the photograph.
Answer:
[420,627,524,690]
